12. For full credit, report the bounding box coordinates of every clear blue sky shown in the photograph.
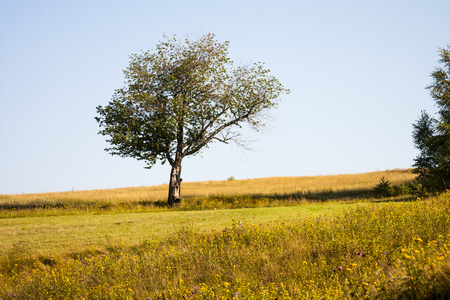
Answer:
[1,0,449,194]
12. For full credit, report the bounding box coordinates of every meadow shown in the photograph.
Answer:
[1,169,449,299]
[0,169,413,217]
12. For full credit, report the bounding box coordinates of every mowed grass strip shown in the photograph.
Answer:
[0,202,365,258]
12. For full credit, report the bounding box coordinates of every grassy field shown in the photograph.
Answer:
[0,203,367,258]
[2,169,449,299]
[0,169,414,217]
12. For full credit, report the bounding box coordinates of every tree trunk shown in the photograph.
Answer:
[168,161,182,206]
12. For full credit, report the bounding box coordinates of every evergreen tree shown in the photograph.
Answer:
[412,110,435,186]
[413,45,450,191]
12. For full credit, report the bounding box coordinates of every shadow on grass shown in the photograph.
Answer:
[136,200,167,208]
[0,199,98,211]
[397,268,450,300]
[0,188,419,212]
[184,188,418,204]
[0,199,168,211]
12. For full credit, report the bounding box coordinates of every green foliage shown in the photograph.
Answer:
[374,177,424,197]
[375,176,391,195]
[412,111,436,185]
[410,183,428,198]
[96,33,289,203]
[389,184,412,196]
[413,45,450,191]
[95,34,288,166]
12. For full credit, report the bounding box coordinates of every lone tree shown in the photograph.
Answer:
[96,34,289,205]
[412,45,450,191]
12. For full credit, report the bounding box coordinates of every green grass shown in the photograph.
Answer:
[1,194,449,299]
[0,202,365,258]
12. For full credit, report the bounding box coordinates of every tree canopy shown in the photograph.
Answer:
[412,45,450,191]
[96,33,289,205]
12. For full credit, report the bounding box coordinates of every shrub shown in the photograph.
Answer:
[375,176,391,195]
[390,184,412,196]
[410,183,428,197]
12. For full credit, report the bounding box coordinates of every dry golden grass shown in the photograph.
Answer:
[183,169,414,196]
[1,169,414,206]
